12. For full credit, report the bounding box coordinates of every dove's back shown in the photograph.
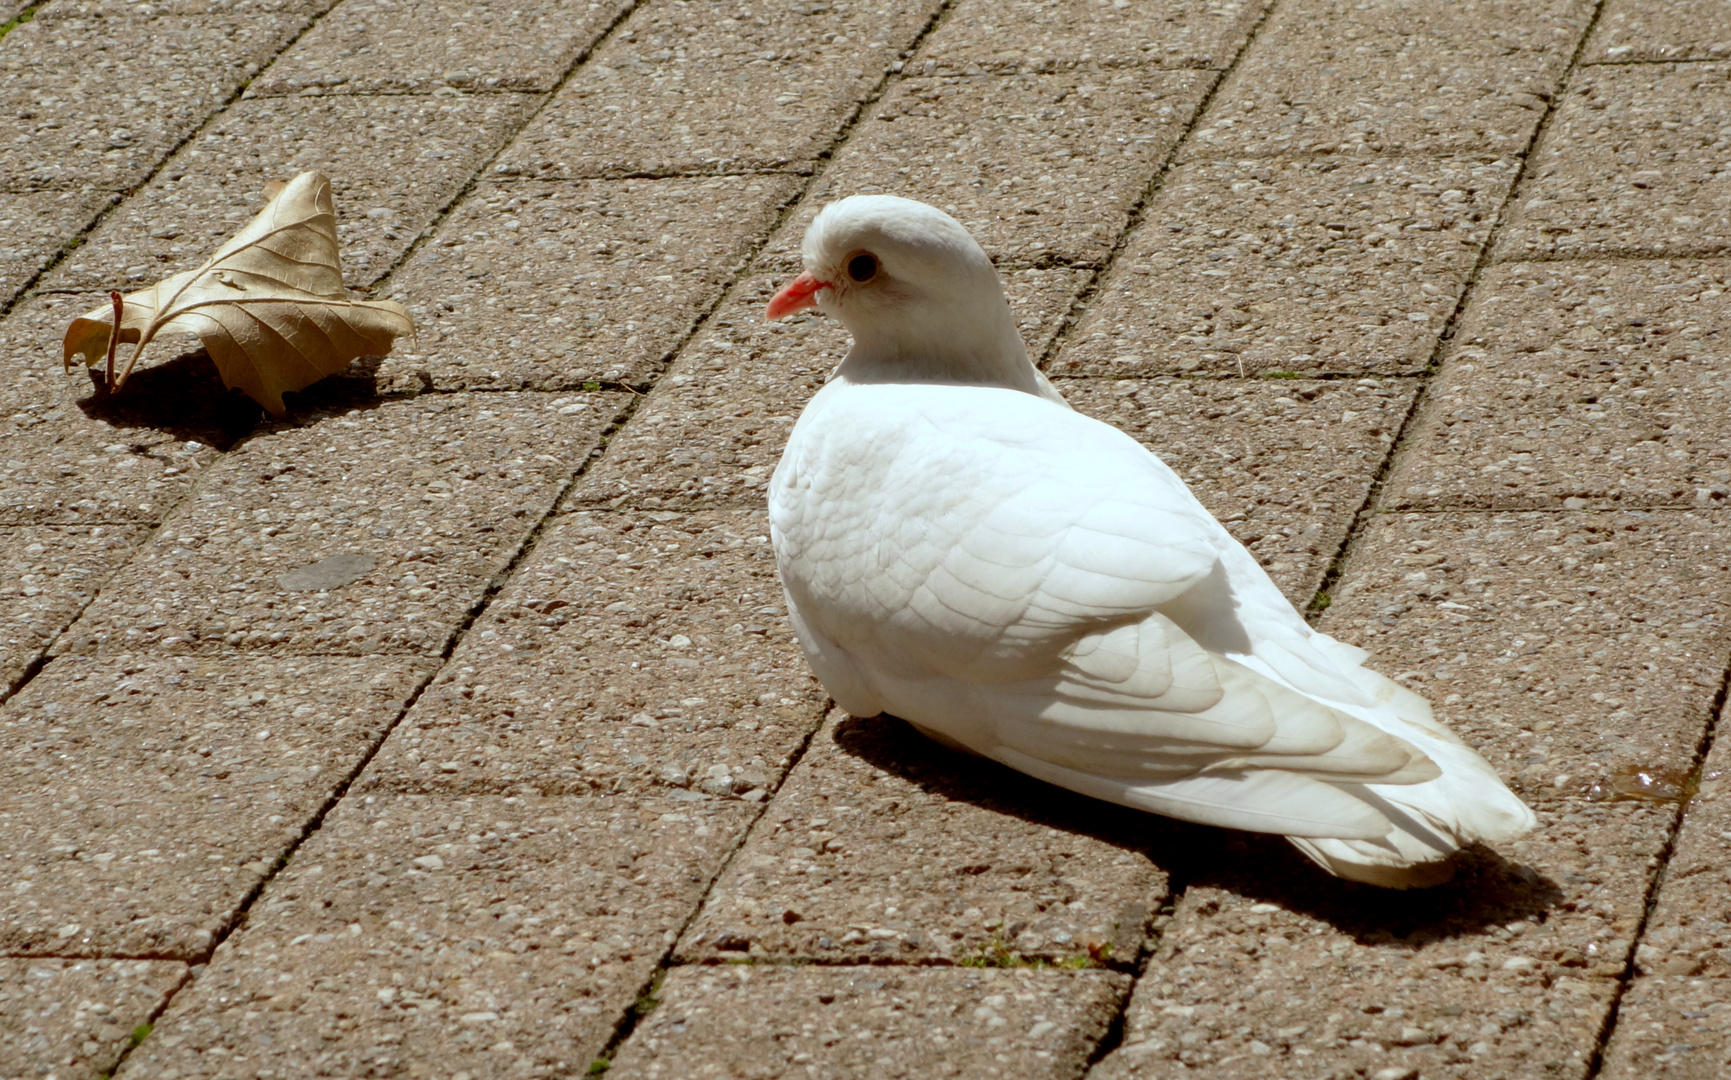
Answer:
[771,377,1535,887]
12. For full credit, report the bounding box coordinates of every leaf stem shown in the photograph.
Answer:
[105,291,123,393]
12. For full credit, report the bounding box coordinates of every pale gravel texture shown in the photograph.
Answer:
[0,189,115,308]
[1052,156,1516,377]
[0,12,307,191]
[1319,510,1731,809]
[355,507,827,801]
[1496,62,1731,260]
[0,959,187,1080]
[0,656,433,956]
[1182,0,1592,159]
[491,0,946,178]
[57,392,622,657]
[607,966,1130,1079]
[753,70,1216,269]
[569,270,1088,508]
[376,175,802,392]
[678,710,1163,965]
[1623,725,1731,978]
[115,792,754,1080]
[0,524,147,694]
[43,93,540,291]
[247,0,631,95]
[1586,0,1731,62]
[913,0,1269,74]
[1599,976,1731,1080]
[1388,260,1731,510]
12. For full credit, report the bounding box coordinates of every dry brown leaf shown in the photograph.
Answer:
[63,171,414,416]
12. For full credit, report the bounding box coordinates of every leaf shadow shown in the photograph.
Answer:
[76,348,261,450]
[840,713,1561,944]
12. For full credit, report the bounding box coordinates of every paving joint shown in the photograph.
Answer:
[1302,0,1618,626]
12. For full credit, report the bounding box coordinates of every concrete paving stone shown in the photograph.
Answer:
[58,391,623,657]
[1497,63,1731,261]
[1599,977,1731,1080]
[569,269,1086,508]
[1587,0,1731,63]
[1183,0,1591,160]
[0,959,187,1080]
[607,965,1130,1079]
[1051,155,1515,378]
[44,93,539,292]
[912,0,1268,75]
[1318,510,1731,809]
[1621,723,1731,978]
[0,293,231,527]
[0,524,148,696]
[678,710,1166,965]
[1095,801,1670,1080]
[248,0,631,96]
[116,791,755,1080]
[1388,260,1731,511]
[0,188,115,307]
[0,13,306,193]
[1062,376,1414,605]
[354,506,827,801]
[0,654,432,956]
[38,0,332,16]
[491,0,946,178]
[374,174,802,393]
[752,70,1215,271]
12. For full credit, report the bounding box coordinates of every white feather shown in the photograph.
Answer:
[767,195,1535,887]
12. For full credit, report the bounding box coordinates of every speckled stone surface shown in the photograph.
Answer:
[1496,62,1731,260]
[0,524,147,695]
[1051,155,1516,377]
[57,392,622,657]
[1586,0,1731,64]
[115,791,754,1080]
[0,959,187,1080]
[1388,260,1731,510]
[607,965,1130,1079]
[0,655,432,956]
[375,175,801,392]
[1599,976,1731,1080]
[43,93,539,291]
[913,0,1269,74]
[247,0,631,95]
[0,188,114,307]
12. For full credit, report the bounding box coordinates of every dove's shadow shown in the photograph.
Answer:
[840,714,1561,945]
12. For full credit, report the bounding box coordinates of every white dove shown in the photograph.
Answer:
[764,195,1534,887]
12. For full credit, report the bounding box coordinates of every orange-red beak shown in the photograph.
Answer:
[766,271,829,320]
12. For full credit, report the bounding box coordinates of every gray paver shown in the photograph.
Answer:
[1621,724,1731,978]
[678,710,1163,965]
[1052,155,1515,378]
[608,965,1129,1079]
[0,959,187,1080]
[570,270,1086,508]
[0,293,229,527]
[116,791,754,1080]
[37,0,332,16]
[58,391,622,658]
[0,655,432,957]
[491,0,945,179]
[1096,802,1665,1079]
[0,13,305,193]
[0,188,115,307]
[913,0,1268,74]
[247,0,630,95]
[1388,260,1731,511]
[1586,0,1731,63]
[375,175,801,393]
[1319,511,1731,808]
[1600,977,1731,1080]
[1497,62,1731,261]
[44,93,539,291]
[1183,0,1591,159]
[0,524,147,695]
[1062,377,1414,605]
[355,506,827,800]
[753,70,1215,270]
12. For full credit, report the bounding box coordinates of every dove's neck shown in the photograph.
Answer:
[833,285,1057,402]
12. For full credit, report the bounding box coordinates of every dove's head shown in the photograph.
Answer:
[767,195,1047,396]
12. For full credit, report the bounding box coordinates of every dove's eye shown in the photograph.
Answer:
[846,252,880,283]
